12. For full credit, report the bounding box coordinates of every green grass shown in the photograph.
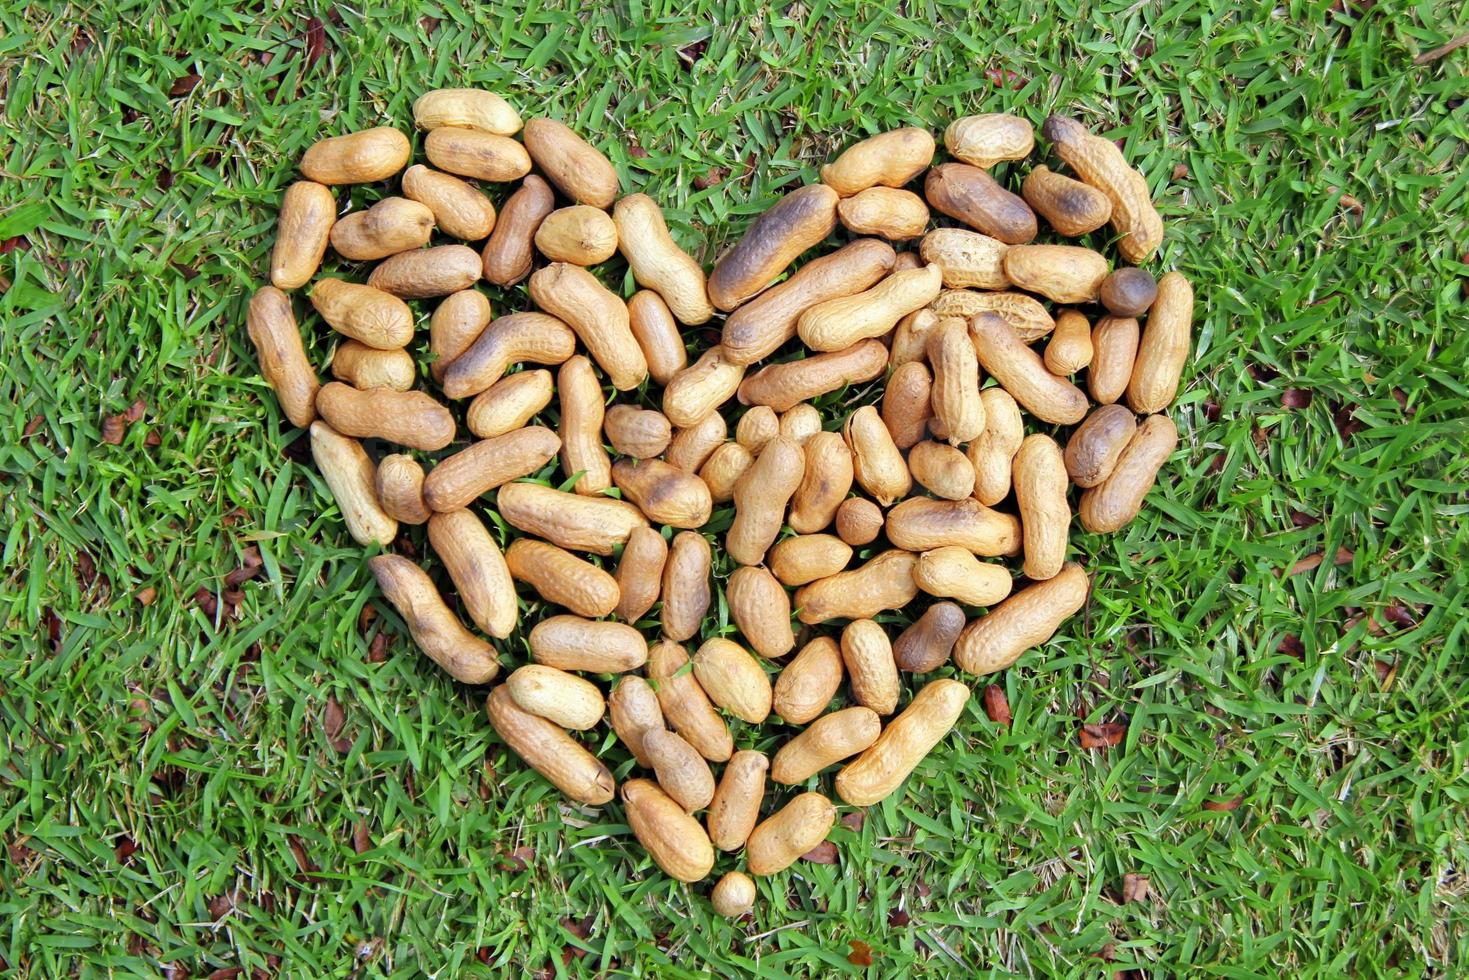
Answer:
[2,0,1467,976]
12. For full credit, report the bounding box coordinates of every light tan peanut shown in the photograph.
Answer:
[506,664,605,730]
[968,388,1025,506]
[609,675,665,767]
[481,175,555,286]
[496,482,649,555]
[708,752,769,852]
[662,346,745,428]
[798,264,942,352]
[728,436,805,565]
[614,526,667,624]
[779,403,823,445]
[1100,267,1158,318]
[884,496,1021,556]
[844,406,910,505]
[660,531,712,641]
[834,678,969,806]
[889,308,940,368]
[945,113,1033,168]
[330,197,434,261]
[708,183,840,311]
[300,127,410,184]
[908,441,975,501]
[612,458,713,529]
[1044,309,1094,376]
[1021,165,1112,237]
[915,546,1013,606]
[969,313,1089,425]
[413,88,521,135]
[626,290,688,386]
[881,361,932,451]
[1013,434,1070,580]
[787,431,853,533]
[506,538,620,618]
[424,126,532,182]
[1065,403,1137,488]
[529,615,648,672]
[1088,315,1140,405]
[710,871,757,917]
[648,639,733,762]
[316,382,456,451]
[271,181,335,289]
[893,601,966,672]
[693,637,773,723]
[1079,413,1177,533]
[401,165,497,241]
[1042,114,1163,264]
[623,779,715,882]
[367,244,483,299]
[421,427,561,512]
[1003,244,1109,304]
[557,356,611,495]
[370,553,495,682]
[665,412,726,472]
[836,187,930,240]
[927,317,984,444]
[893,251,924,272]
[1127,271,1193,413]
[605,405,672,459]
[466,370,554,438]
[522,117,619,208]
[774,637,843,724]
[247,286,318,427]
[795,550,917,625]
[769,534,852,587]
[443,311,577,399]
[310,421,395,545]
[309,279,413,350]
[643,728,716,812]
[426,508,517,638]
[375,453,430,525]
[332,340,415,391]
[487,686,613,806]
[614,194,713,325]
[953,562,1089,675]
[918,227,1009,290]
[772,706,881,784]
[834,498,884,546]
[698,442,754,504]
[735,406,780,453]
[528,263,646,391]
[746,793,836,876]
[931,289,1055,342]
[925,163,1037,244]
[722,238,895,364]
[727,566,795,660]
[429,289,491,382]
[821,127,935,196]
[535,205,618,265]
[738,340,888,412]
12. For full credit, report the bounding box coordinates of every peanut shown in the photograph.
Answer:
[697,442,754,503]
[953,562,1089,675]
[1064,403,1137,488]
[707,183,840,311]
[496,482,649,555]
[375,453,431,525]
[727,436,805,565]
[774,636,844,725]
[914,547,1013,606]
[316,382,456,451]
[612,458,713,529]
[309,279,413,350]
[944,114,1033,169]
[506,538,620,618]
[614,526,667,624]
[486,686,614,806]
[1100,267,1158,318]
[429,289,492,382]
[1013,435,1070,580]
[1003,244,1108,304]
[247,286,319,427]
[771,706,881,784]
[967,388,1025,506]
[795,549,917,625]
[529,615,649,673]
[648,639,733,762]
[907,441,975,501]
[270,181,335,290]
[692,637,773,723]
[329,196,435,261]
[442,311,576,399]
[1126,271,1193,414]
[797,263,941,352]
[643,728,716,812]
[893,601,965,672]
[535,205,618,265]
[605,405,673,459]
[664,411,726,472]
[919,227,1010,290]
[931,289,1055,343]
[367,244,482,299]
[1078,413,1177,533]
[662,346,745,428]
[622,778,715,882]
[834,498,884,546]
[836,186,930,240]
[465,369,554,439]
[426,508,517,638]
[506,664,605,730]
[768,534,852,587]
[820,127,935,196]
[660,532,711,642]
[845,406,910,505]
[779,403,824,445]
[558,355,611,495]
[925,163,1037,245]
[1042,114,1163,264]
[300,127,410,184]
[969,312,1089,425]
[413,89,521,135]
[882,360,933,450]
[787,431,854,533]
[401,165,497,241]
[834,678,969,806]
[927,316,985,444]
[420,427,561,512]
[529,263,647,391]
[370,554,496,682]
[608,675,665,767]
[707,753,769,852]
[734,406,779,453]
[310,421,395,545]
[521,117,619,208]
[332,340,415,391]
[626,290,688,386]
[1021,165,1112,237]
[726,566,795,659]
[710,871,757,917]
[1088,315,1140,405]
[481,174,554,286]
[884,496,1021,556]
[423,126,532,182]
[737,339,888,411]
[746,792,836,876]
[1043,309,1094,375]
[614,194,714,325]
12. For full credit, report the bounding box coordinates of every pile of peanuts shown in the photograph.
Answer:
[247,89,1191,915]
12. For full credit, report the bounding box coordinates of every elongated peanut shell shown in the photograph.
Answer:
[708,184,840,311]
[648,639,733,762]
[424,127,532,182]
[728,436,805,565]
[794,550,917,625]
[944,114,1033,169]
[612,458,713,529]
[1088,315,1140,406]
[893,601,965,672]
[884,497,1021,556]
[774,636,844,725]
[969,389,1025,506]
[692,638,772,724]
[316,383,456,451]
[421,427,561,512]
[481,175,554,286]
[661,531,712,641]
[367,244,482,300]
[429,289,492,382]
[443,311,577,399]
[969,313,1089,425]
[371,554,496,682]
[707,751,769,852]
[530,263,647,391]
[924,163,1036,245]
[614,194,713,325]
[834,679,970,806]
[623,779,715,882]
[309,279,413,350]
[496,482,649,555]
[248,286,318,427]
[506,538,620,618]
[466,370,554,439]
[558,355,611,495]
[914,547,1013,607]
[836,186,930,240]
[772,706,881,784]
[787,431,853,534]
[300,127,410,184]
[726,566,795,660]
[506,664,605,730]
[952,563,1089,675]
[663,346,745,428]
[1042,114,1164,264]
[609,675,665,767]
[270,181,335,290]
[1003,244,1109,305]
[882,360,933,451]
[1013,435,1070,581]
[402,165,497,241]
[737,340,887,412]
[614,526,667,624]
[845,406,909,505]
[626,290,688,385]
[529,616,648,673]
[841,619,899,715]
[798,264,941,352]
[375,453,430,525]
[746,792,836,875]
[1126,271,1193,414]
[820,128,935,196]
[522,117,618,208]
[768,534,852,587]
[919,227,1009,290]
[329,196,434,261]
[413,89,522,135]
[1079,414,1177,533]
[426,508,517,639]
[486,686,613,805]
[332,340,415,391]
[664,404,727,472]
[310,422,395,546]
[1021,165,1112,237]
[643,728,716,812]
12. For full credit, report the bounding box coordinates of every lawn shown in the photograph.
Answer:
[2,0,1467,976]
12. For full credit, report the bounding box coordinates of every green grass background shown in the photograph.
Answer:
[2,1,1468,976]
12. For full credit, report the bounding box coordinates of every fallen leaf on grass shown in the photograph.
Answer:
[368,632,390,663]
[1278,634,1305,658]
[1121,873,1150,903]
[1280,388,1312,409]
[983,685,1012,726]
[115,835,140,864]
[501,845,534,872]
[1202,796,1242,811]
[841,811,864,832]
[803,840,838,864]
[304,17,327,65]
[351,822,371,855]
[693,168,727,190]
[1079,722,1126,749]
[847,940,874,966]
[888,908,910,926]
[136,586,158,606]
[169,74,202,97]
[1374,659,1397,691]
[1284,547,1353,576]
